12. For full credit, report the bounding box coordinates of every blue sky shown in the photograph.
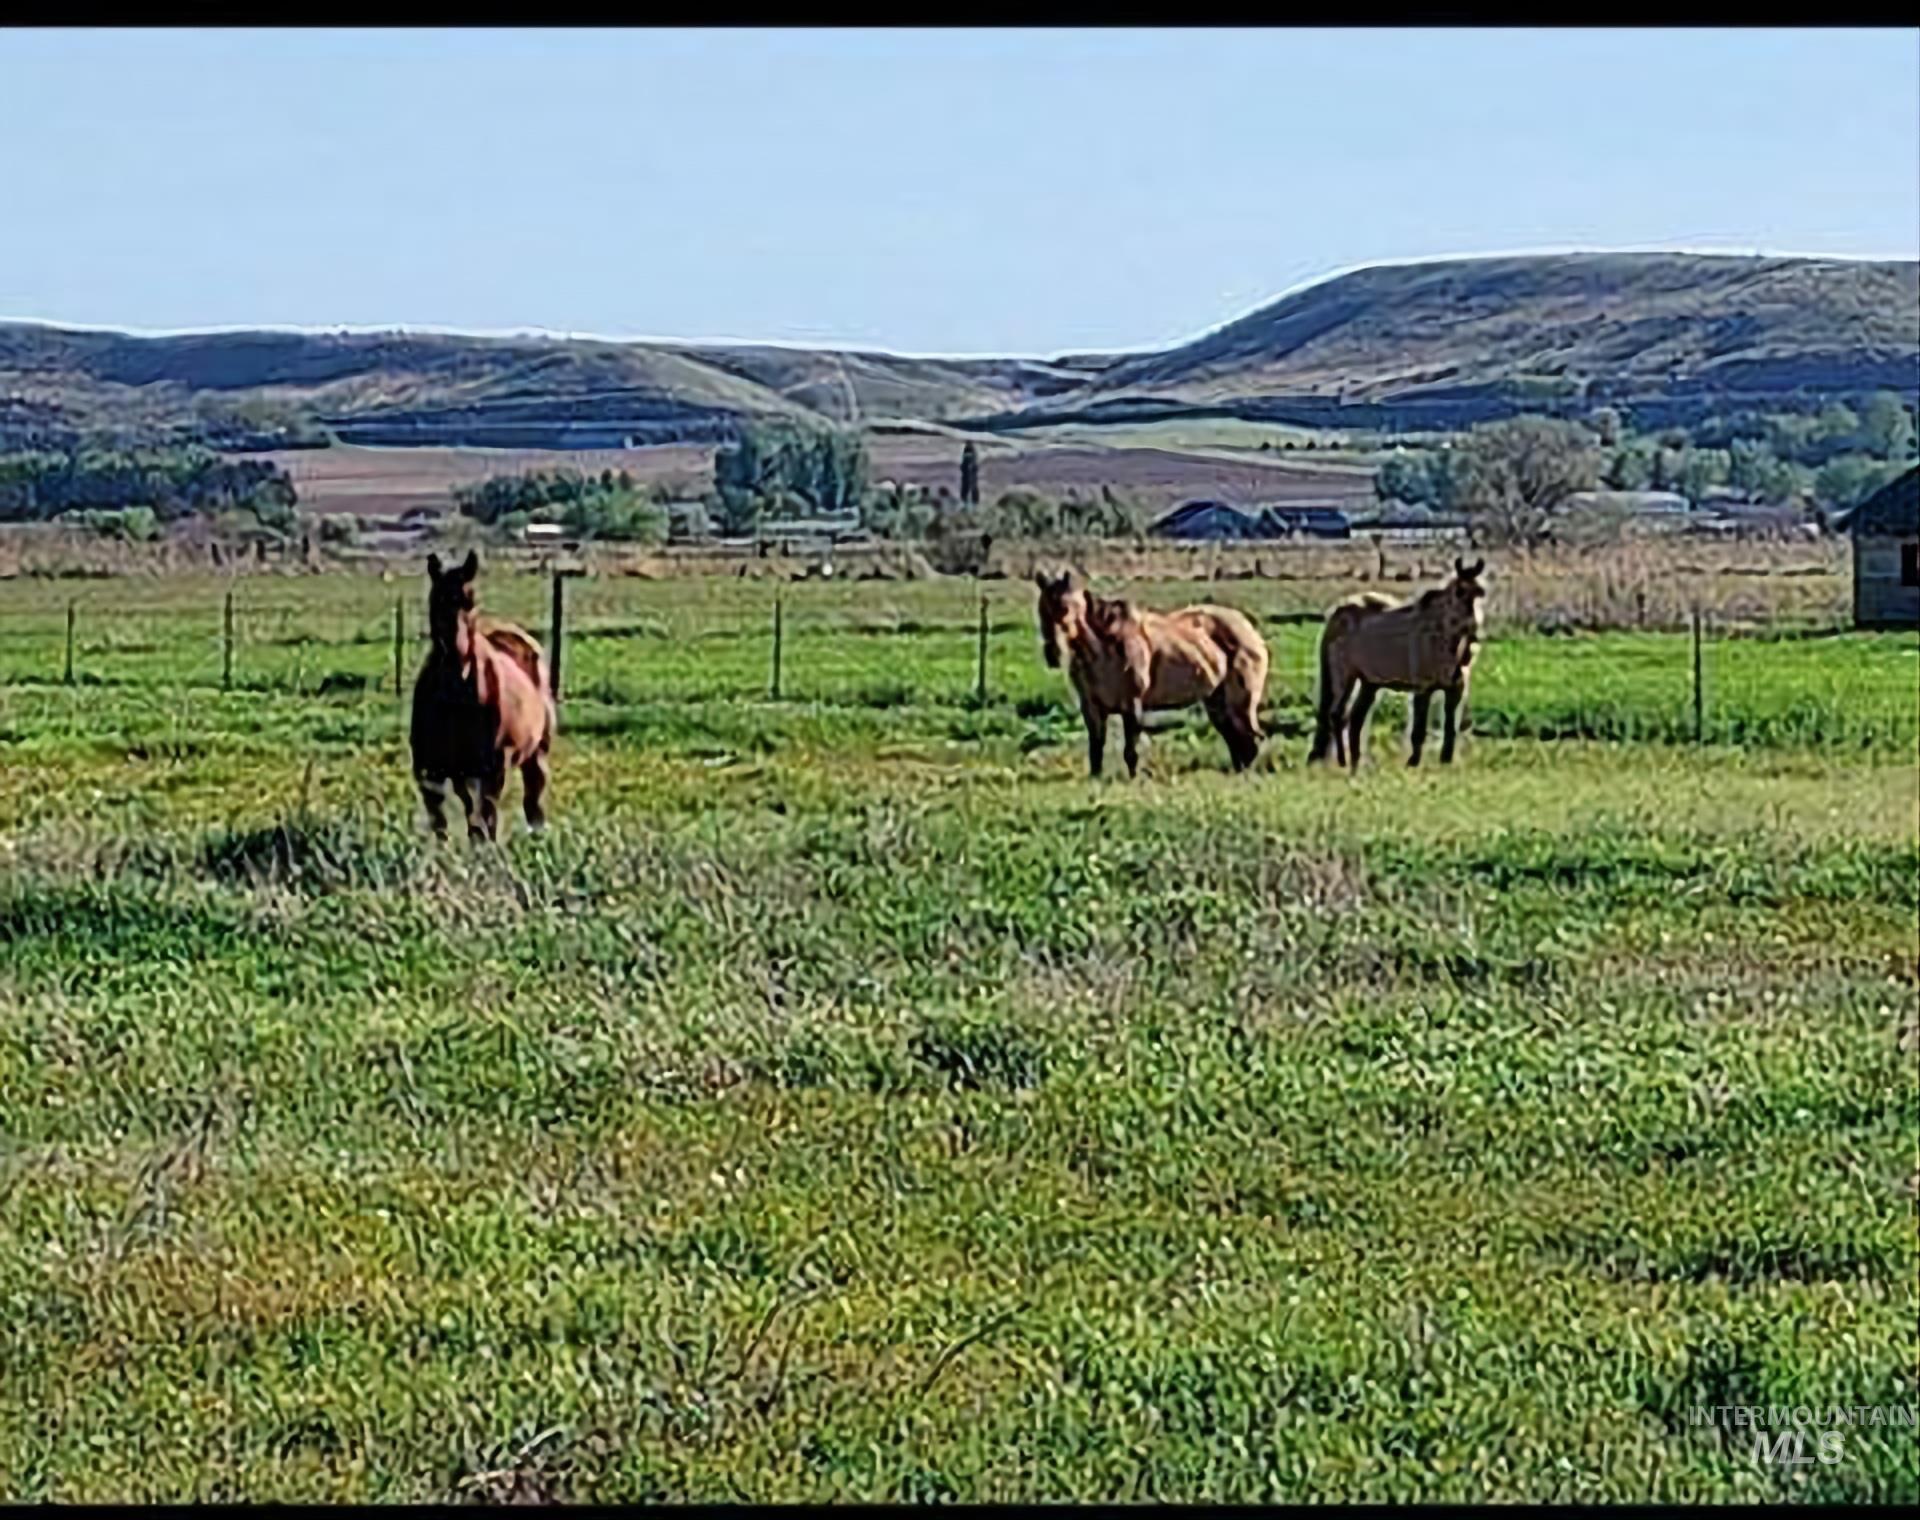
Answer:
[2,27,1915,355]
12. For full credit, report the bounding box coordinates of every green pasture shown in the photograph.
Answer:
[0,569,1914,1500]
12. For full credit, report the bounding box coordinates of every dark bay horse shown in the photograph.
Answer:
[1035,569,1269,779]
[1309,556,1486,770]
[410,550,555,840]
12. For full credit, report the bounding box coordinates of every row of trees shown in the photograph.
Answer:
[452,467,642,525]
[861,483,1150,545]
[713,422,869,531]
[452,468,675,544]
[0,446,298,531]
[1377,395,1916,546]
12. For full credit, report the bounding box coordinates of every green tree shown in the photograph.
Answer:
[1588,406,1624,447]
[1814,402,1861,451]
[1376,450,1439,506]
[862,483,935,541]
[1815,455,1906,513]
[1447,416,1601,547]
[1859,391,1917,461]
[554,485,669,543]
[1728,439,1779,497]
[1675,448,1730,507]
[1604,442,1655,492]
[984,489,1062,540]
[959,441,980,507]
[713,421,868,531]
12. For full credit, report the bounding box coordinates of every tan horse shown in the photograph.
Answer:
[1309,556,1487,770]
[410,550,555,840]
[1035,569,1269,778]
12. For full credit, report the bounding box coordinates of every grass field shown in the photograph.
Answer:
[0,571,1915,1501]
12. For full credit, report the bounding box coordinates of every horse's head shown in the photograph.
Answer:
[1034,568,1086,668]
[426,549,480,653]
[1450,555,1488,638]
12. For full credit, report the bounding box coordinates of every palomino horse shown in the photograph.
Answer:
[1309,556,1486,770]
[411,550,555,840]
[1035,569,1269,779]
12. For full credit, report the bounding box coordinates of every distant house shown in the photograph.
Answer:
[1350,508,1471,543]
[1152,499,1354,542]
[1568,490,1691,519]
[1839,467,1919,629]
[1256,504,1352,540]
[1152,500,1257,541]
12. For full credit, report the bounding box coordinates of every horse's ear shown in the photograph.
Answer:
[459,549,480,582]
[1454,556,1468,577]
[1033,569,1051,591]
[1467,557,1485,578]
[427,552,444,582]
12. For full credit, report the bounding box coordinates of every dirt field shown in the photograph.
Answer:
[259,437,1377,520]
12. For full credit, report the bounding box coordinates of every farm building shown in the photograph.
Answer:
[1153,500,1258,541]
[1151,500,1354,542]
[1839,466,1919,629]
[1256,504,1352,540]
[1349,508,1471,543]
[1568,489,1691,521]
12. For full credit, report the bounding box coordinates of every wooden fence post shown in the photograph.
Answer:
[393,599,406,699]
[63,599,75,686]
[222,586,235,690]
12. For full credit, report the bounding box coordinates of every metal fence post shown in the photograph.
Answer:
[393,598,405,698]
[770,589,784,701]
[1691,604,1705,744]
[222,586,235,690]
[549,569,567,704]
[63,599,75,686]
[975,589,990,706]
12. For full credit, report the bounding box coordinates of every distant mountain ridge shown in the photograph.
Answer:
[3,252,1914,449]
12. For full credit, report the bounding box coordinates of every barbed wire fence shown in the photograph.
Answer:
[0,567,1905,755]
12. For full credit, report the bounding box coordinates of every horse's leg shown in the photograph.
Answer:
[521,750,550,832]
[1441,681,1464,764]
[1231,718,1260,773]
[476,757,507,842]
[417,773,451,840]
[449,776,479,839]
[1121,702,1144,780]
[1408,690,1432,768]
[1345,682,1378,772]
[1081,700,1106,779]
[1325,674,1354,767]
[1204,690,1241,771]
[1213,694,1259,779]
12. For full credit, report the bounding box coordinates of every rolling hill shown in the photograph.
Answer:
[2,252,1914,451]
